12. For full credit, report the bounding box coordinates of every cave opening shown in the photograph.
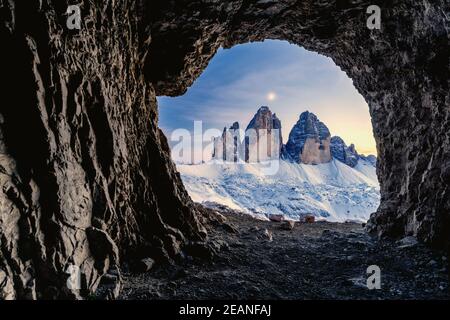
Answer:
[158,40,380,224]
[1,0,448,300]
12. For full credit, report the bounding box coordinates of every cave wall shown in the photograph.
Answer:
[0,0,449,299]
[0,0,205,299]
[145,0,450,247]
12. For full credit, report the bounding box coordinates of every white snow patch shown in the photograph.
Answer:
[177,159,380,222]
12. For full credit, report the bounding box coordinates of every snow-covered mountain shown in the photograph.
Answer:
[177,159,380,222]
[178,107,379,222]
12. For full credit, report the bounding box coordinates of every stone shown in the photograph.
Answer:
[101,274,119,285]
[184,242,216,260]
[280,220,295,231]
[262,229,273,242]
[221,222,239,234]
[397,236,419,249]
[269,214,284,222]
[214,211,228,224]
[427,260,438,267]
[301,215,316,224]
[131,258,155,273]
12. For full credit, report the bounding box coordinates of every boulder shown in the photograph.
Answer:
[269,214,284,222]
[397,236,419,249]
[300,215,316,224]
[280,220,295,231]
[131,258,155,273]
[262,229,273,242]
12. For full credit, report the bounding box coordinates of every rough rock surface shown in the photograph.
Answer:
[245,106,283,162]
[144,0,450,250]
[212,106,282,162]
[331,137,377,168]
[0,0,206,299]
[121,207,449,300]
[284,111,332,164]
[246,106,282,134]
[0,0,449,299]
[212,122,243,162]
[330,136,360,168]
[360,154,377,167]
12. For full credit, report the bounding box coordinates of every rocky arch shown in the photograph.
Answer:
[0,0,448,299]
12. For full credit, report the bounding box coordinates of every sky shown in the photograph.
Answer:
[158,40,377,162]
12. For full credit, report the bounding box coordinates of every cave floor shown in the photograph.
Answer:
[120,208,449,300]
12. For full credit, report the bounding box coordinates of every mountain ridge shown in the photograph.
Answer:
[178,158,380,222]
[212,106,376,167]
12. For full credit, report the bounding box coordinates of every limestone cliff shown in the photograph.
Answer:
[330,136,360,168]
[284,111,332,165]
[212,106,282,163]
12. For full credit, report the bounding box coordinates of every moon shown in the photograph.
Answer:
[267,92,277,101]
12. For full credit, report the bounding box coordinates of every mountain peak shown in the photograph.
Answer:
[330,136,359,167]
[284,111,331,164]
[230,122,240,130]
[213,106,375,168]
[246,106,279,131]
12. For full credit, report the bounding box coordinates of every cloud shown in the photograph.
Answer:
[158,40,377,157]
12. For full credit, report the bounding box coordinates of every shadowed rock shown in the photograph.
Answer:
[0,0,449,299]
[284,111,332,164]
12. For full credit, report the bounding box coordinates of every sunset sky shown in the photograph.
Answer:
[158,40,377,159]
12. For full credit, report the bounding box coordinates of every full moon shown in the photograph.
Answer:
[267,92,277,101]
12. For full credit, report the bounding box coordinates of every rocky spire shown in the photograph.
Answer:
[230,122,240,131]
[212,123,242,162]
[330,136,360,167]
[330,136,378,167]
[212,107,283,163]
[272,113,284,158]
[284,111,332,164]
[245,106,283,162]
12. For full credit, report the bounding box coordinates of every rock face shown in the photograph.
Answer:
[330,137,377,168]
[0,1,206,299]
[0,0,449,299]
[246,106,282,137]
[284,112,332,165]
[213,108,376,168]
[360,155,377,167]
[212,106,282,162]
[146,0,449,251]
[330,136,360,168]
[245,106,283,162]
[212,122,243,162]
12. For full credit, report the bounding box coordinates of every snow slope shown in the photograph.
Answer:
[177,159,380,222]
